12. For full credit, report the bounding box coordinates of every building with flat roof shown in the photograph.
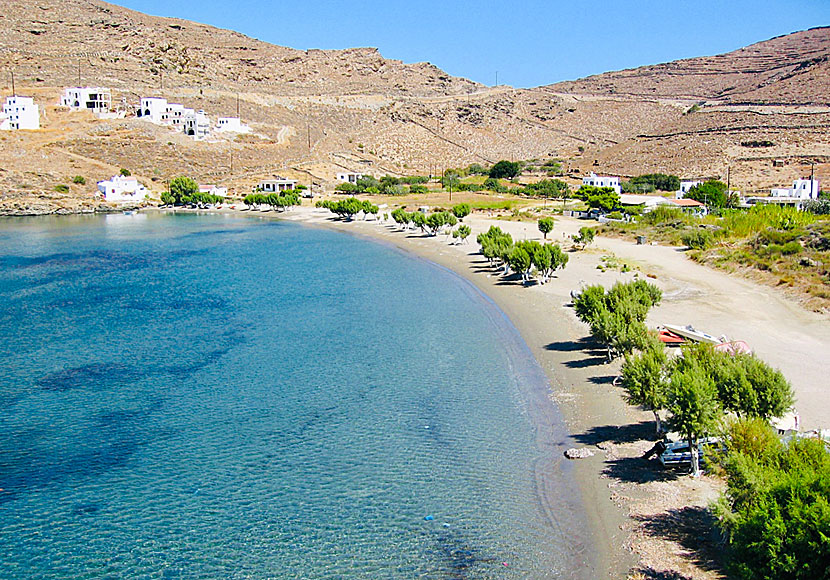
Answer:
[61,87,111,114]
[582,172,621,194]
[259,177,298,193]
[216,117,250,133]
[97,175,149,203]
[1,96,40,130]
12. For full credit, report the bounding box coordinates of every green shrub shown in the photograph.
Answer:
[54,184,70,193]
[119,168,131,177]
[72,175,86,185]
[606,211,624,220]
[682,229,715,250]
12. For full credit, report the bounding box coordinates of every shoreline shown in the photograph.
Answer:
[185,205,639,577]
[154,204,830,577]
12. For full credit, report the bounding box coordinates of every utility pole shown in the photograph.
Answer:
[307,121,311,152]
[236,93,240,117]
[11,69,15,96]
[495,71,498,87]
[810,161,815,199]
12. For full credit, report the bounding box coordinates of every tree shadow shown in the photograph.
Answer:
[544,337,599,353]
[631,506,726,576]
[602,456,681,484]
[628,568,695,580]
[587,374,618,385]
[564,355,608,369]
[573,420,656,446]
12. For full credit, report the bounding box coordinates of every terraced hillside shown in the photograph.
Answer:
[0,0,827,213]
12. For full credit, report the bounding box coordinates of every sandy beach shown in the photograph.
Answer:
[185,202,829,578]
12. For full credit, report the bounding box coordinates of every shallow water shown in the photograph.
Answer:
[0,213,591,578]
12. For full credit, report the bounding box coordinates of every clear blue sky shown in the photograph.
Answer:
[115,0,829,88]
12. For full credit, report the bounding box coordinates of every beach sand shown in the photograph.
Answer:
[184,203,829,578]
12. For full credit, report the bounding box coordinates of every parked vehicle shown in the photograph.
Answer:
[658,437,725,467]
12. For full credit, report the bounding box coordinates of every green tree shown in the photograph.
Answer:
[573,226,596,248]
[488,160,521,179]
[169,176,199,205]
[621,341,669,433]
[477,226,514,268]
[686,180,728,209]
[538,217,554,239]
[160,191,175,206]
[453,224,472,243]
[508,244,532,280]
[667,364,721,477]
[452,203,471,220]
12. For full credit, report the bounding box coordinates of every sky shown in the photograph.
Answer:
[115,0,829,88]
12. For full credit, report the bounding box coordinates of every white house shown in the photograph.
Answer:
[137,97,168,123]
[163,103,192,128]
[184,110,210,139]
[582,172,621,194]
[97,175,149,203]
[676,180,703,199]
[1,96,40,130]
[336,172,365,184]
[770,178,821,200]
[199,184,227,197]
[215,117,250,133]
[259,177,298,193]
[61,87,111,114]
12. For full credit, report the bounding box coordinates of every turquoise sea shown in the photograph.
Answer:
[0,213,591,579]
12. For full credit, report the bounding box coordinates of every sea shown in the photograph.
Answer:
[0,212,591,579]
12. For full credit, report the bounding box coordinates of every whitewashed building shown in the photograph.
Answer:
[676,180,703,199]
[137,97,168,124]
[770,178,821,200]
[97,175,149,203]
[1,96,40,130]
[582,172,621,194]
[215,117,250,133]
[199,184,227,197]
[336,172,365,184]
[164,103,192,128]
[61,87,111,114]
[184,110,210,139]
[259,177,298,193]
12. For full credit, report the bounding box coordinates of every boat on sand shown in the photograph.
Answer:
[661,324,727,345]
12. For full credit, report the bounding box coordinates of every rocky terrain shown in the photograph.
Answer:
[1,0,828,213]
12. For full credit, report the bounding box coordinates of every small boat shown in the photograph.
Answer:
[662,323,726,345]
[657,328,686,344]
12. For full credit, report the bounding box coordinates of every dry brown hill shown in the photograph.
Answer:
[0,0,828,213]
[547,27,830,105]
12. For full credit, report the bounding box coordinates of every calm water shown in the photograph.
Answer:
[0,213,591,579]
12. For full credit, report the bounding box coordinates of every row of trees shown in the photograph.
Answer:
[242,191,301,211]
[391,208,458,235]
[335,175,429,195]
[316,197,378,219]
[477,226,568,283]
[622,173,680,193]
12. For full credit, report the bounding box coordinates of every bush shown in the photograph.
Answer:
[119,168,131,177]
[682,229,715,250]
[72,175,86,185]
[408,184,428,194]
[606,211,624,220]
[719,437,830,580]
[489,160,521,179]
[54,184,70,193]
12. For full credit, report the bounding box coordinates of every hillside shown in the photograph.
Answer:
[0,0,828,214]
[547,27,830,105]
